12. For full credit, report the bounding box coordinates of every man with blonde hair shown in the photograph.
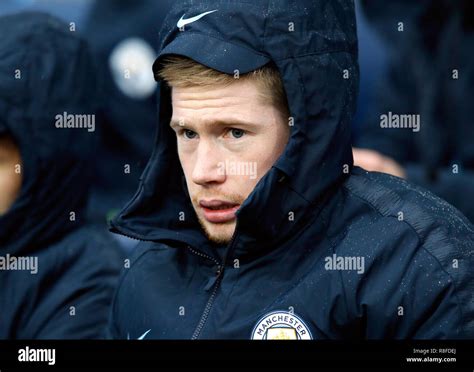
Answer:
[110,0,474,339]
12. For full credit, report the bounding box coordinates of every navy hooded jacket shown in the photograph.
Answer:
[109,0,474,339]
[0,12,122,339]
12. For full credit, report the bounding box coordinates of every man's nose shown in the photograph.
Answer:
[191,140,226,186]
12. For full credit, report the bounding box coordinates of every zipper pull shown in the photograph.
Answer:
[204,265,222,291]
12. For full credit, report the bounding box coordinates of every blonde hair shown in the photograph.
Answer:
[156,56,289,118]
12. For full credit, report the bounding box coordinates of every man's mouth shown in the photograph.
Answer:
[199,200,240,223]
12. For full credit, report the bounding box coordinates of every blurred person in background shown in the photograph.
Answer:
[353,0,474,222]
[0,0,175,252]
[82,0,174,250]
[0,12,122,339]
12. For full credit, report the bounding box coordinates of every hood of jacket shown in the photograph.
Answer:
[0,12,100,255]
[111,0,359,262]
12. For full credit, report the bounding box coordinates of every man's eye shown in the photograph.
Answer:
[229,128,245,139]
[183,129,197,139]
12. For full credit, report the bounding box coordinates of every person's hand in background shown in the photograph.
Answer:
[353,148,406,178]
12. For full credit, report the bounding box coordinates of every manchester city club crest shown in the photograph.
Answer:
[251,311,313,340]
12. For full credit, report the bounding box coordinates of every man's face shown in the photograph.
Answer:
[171,79,290,244]
[0,135,22,215]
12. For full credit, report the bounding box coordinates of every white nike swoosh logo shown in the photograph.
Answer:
[137,329,151,340]
[177,10,218,29]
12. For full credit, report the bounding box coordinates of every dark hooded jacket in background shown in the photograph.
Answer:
[82,0,174,227]
[355,0,474,223]
[0,12,122,339]
[110,0,474,339]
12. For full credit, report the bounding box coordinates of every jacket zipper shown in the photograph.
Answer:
[189,230,238,340]
[187,246,220,267]
[111,222,237,340]
[190,268,223,339]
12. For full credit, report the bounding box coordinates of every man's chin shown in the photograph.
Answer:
[198,218,235,245]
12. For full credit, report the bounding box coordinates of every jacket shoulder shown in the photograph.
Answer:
[335,168,474,338]
[343,168,474,255]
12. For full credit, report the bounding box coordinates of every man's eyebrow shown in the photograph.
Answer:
[169,118,259,129]
[170,119,184,129]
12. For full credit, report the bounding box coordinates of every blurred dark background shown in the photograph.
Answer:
[353,0,474,224]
